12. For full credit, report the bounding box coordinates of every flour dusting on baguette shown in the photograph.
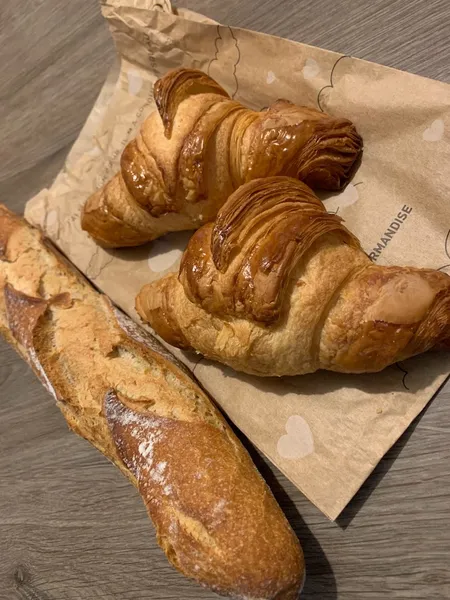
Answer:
[0,204,304,600]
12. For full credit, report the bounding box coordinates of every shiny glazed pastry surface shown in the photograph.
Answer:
[137,177,450,377]
[82,68,362,247]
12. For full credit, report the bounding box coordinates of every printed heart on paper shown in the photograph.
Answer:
[277,415,315,460]
[127,69,143,96]
[302,58,320,80]
[332,183,359,209]
[147,230,193,273]
[266,71,276,84]
[86,145,102,159]
[46,210,58,230]
[45,209,60,238]
[422,119,445,142]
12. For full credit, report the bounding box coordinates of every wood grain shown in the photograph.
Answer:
[1,1,450,599]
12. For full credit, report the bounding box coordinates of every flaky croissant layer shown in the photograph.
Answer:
[82,68,362,248]
[136,177,450,377]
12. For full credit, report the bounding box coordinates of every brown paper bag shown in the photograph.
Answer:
[25,0,450,519]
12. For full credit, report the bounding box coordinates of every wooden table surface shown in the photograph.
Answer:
[1,1,450,599]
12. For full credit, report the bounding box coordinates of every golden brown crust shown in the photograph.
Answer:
[135,277,192,350]
[81,174,153,247]
[176,99,241,204]
[0,204,23,260]
[409,288,450,354]
[246,102,362,190]
[323,266,450,372]
[121,138,175,217]
[0,204,304,599]
[82,68,362,248]
[180,177,360,323]
[137,177,450,377]
[81,172,195,248]
[5,284,52,347]
[153,67,230,138]
[105,390,303,599]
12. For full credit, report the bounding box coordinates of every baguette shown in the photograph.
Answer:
[136,176,450,377]
[81,67,362,248]
[0,204,305,599]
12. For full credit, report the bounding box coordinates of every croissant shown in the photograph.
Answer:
[81,68,362,248]
[136,177,450,377]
